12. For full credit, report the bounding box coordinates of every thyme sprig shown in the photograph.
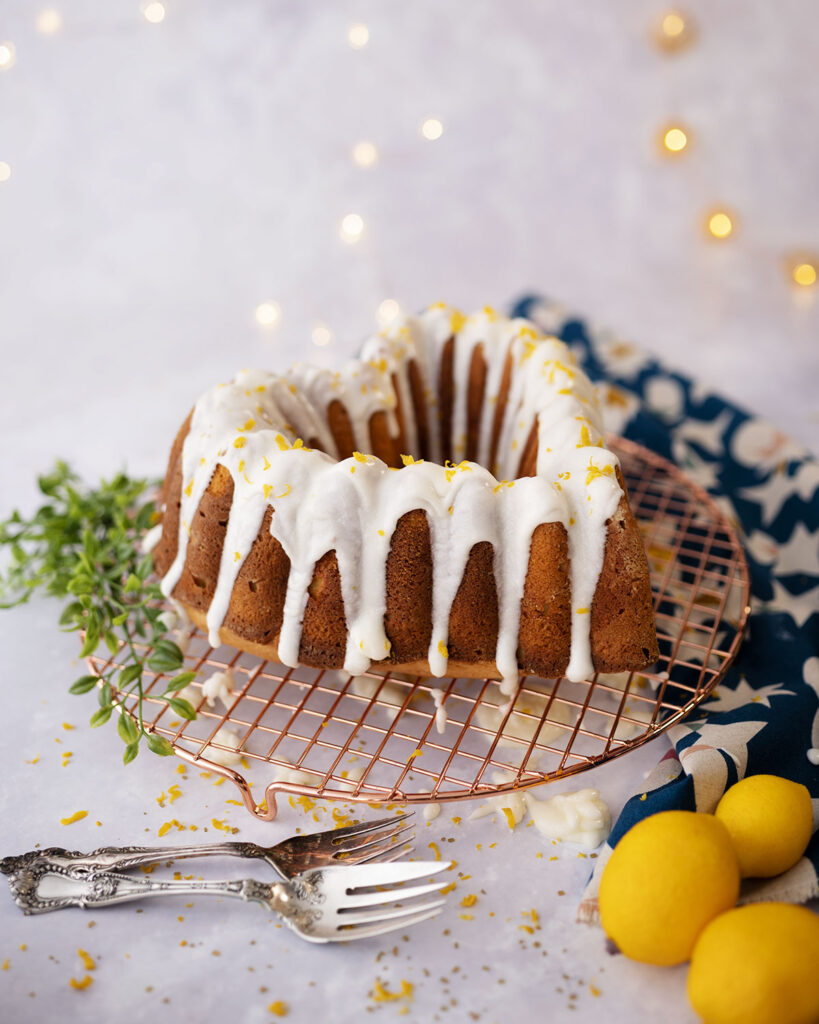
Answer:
[0,461,196,762]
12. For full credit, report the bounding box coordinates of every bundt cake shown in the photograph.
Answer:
[153,304,658,693]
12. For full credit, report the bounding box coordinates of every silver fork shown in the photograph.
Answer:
[4,856,451,943]
[0,812,415,880]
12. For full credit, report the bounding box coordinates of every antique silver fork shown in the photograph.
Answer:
[0,812,415,881]
[4,856,450,943]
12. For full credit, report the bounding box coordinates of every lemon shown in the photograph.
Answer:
[688,903,819,1024]
[715,774,814,878]
[599,810,740,965]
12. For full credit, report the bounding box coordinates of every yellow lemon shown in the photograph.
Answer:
[688,903,819,1024]
[715,774,813,878]
[599,810,739,965]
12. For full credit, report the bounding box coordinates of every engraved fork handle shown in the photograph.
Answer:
[3,842,271,877]
[5,858,288,916]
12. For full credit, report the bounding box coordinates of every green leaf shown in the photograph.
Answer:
[79,629,100,658]
[167,697,196,721]
[98,681,112,707]
[104,630,120,656]
[117,713,139,744]
[153,639,184,662]
[146,734,174,757]
[118,664,142,688]
[147,652,183,674]
[124,573,142,593]
[89,707,112,728]
[69,675,99,695]
[59,601,85,626]
[122,742,139,765]
[164,671,196,693]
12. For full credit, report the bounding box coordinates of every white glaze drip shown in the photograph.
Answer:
[158,306,623,684]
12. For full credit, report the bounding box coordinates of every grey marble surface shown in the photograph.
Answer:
[1,1,817,1022]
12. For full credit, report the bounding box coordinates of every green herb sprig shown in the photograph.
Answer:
[0,461,197,762]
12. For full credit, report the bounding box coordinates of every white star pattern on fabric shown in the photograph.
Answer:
[740,461,819,527]
[704,678,796,712]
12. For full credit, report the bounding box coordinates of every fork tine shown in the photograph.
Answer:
[333,905,443,942]
[328,811,413,845]
[339,879,445,909]
[356,843,415,867]
[333,823,415,858]
[338,859,451,889]
[336,898,446,928]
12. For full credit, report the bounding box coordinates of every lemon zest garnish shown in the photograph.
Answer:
[460,894,477,908]
[501,807,516,830]
[576,607,589,615]
[449,310,466,334]
[275,434,289,451]
[400,454,423,466]
[267,1001,289,1017]
[60,810,88,826]
[428,841,441,861]
[233,437,246,449]
[371,979,414,1003]
[69,976,93,990]
[77,949,95,972]
[585,461,614,486]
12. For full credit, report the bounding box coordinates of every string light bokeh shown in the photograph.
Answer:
[0,3,816,451]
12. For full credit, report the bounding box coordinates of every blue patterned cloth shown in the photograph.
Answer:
[511,294,819,916]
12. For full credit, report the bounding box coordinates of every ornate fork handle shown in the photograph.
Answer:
[5,857,287,916]
[1,842,269,877]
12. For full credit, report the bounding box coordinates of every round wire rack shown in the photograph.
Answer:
[86,437,750,821]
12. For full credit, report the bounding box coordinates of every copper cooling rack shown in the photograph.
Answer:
[86,438,750,820]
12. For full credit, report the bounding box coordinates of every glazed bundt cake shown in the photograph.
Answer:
[153,304,658,693]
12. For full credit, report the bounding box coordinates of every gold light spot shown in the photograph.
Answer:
[421,117,443,141]
[351,140,378,167]
[706,210,734,239]
[0,42,16,70]
[255,301,281,327]
[376,298,400,327]
[36,9,63,34]
[661,125,688,154]
[654,10,695,52]
[312,323,332,347]
[339,212,364,244]
[790,260,817,287]
[347,23,369,49]
[141,1,165,23]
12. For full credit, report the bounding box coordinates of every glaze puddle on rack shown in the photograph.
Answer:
[84,438,750,820]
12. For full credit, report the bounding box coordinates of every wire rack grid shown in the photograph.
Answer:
[86,437,750,821]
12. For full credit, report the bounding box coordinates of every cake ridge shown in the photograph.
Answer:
[156,305,655,690]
